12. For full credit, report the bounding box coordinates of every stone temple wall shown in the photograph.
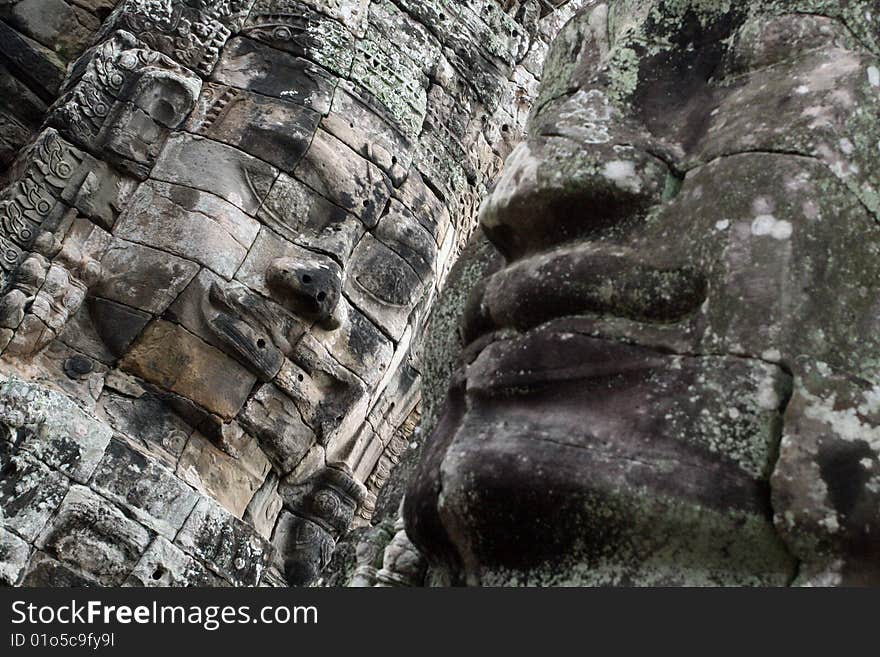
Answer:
[0,0,585,586]
[0,0,120,170]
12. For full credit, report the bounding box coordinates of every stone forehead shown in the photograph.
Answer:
[541,0,880,105]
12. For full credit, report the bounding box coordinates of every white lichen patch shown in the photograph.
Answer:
[819,514,840,533]
[802,388,880,451]
[756,376,781,411]
[602,160,641,193]
[555,89,613,144]
[762,348,783,363]
[802,200,820,220]
[751,214,794,240]
[752,196,774,215]
[784,171,812,192]
[857,384,880,415]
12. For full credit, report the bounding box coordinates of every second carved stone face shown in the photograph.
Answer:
[407,1,880,586]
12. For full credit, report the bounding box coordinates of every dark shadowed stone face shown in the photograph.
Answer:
[406,1,880,586]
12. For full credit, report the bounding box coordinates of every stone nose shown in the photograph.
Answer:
[479,123,672,261]
[266,255,342,329]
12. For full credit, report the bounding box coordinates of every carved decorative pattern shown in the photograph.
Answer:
[358,406,420,523]
[0,131,79,277]
[103,0,231,76]
[188,84,239,132]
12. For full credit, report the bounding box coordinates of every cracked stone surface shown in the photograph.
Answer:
[0,0,582,586]
[404,1,880,586]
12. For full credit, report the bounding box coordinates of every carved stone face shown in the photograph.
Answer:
[1,0,436,537]
[0,0,554,586]
[0,2,445,462]
[407,1,880,586]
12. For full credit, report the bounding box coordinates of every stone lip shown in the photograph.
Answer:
[405,329,796,585]
[460,241,708,343]
[203,279,289,380]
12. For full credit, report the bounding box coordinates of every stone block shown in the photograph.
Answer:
[152,132,278,215]
[344,234,424,341]
[176,431,270,519]
[100,389,191,468]
[321,80,413,176]
[125,536,225,587]
[213,36,337,115]
[312,298,393,386]
[243,0,355,76]
[3,0,99,61]
[0,452,69,542]
[187,82,320,173]
[258,172,363,262]
[239,383,316,474]
[373,199,437,280]
[83,297,152,359]
[36,485,152,586]
[0,377,112,484]
[174,497,273,586]
[114,181,259,279]
[19,551,99,587]
[90,438,199,539]
[120,320,257,419]
[293,128,391,228]
[392,168,451,245]
[0,20,65,100]
[0,525,31,586]
[244,473,283,540]
[94,238,199,314]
